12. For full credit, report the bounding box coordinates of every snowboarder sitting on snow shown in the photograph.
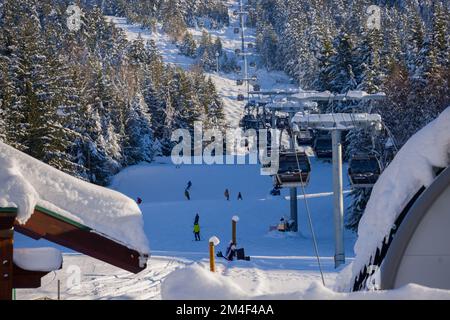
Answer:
[225,241,236,261]
[277,218,287,232]
[136,197,142,205]
[217,241,236,261]
[224,188,230,201]
[237,192,243,200]
[193,223,201,241]
[185,189,191,200]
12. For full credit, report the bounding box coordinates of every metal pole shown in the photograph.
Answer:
[332,130,345,267]
[232,220,237,245]
[57,279,61,300]
[289,119,298,232]
[209,241,215,272]
[290,188,298,232]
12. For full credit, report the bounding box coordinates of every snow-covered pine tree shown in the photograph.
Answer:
[179,32,197,58]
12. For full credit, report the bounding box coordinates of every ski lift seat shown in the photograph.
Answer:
[274,152,311,188]
[297,129,315,146]
[348,153,381,188]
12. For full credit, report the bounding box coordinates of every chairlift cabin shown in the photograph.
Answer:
[348,154,381,188]
[236,79,243,86]
[235,48,241,55]
[248,43,254,49]
[314,135,332,158]
[237,94,245,101]
[240,114,258,130]
[253,84,261,92]
[276,116,290,130]
[249,61,256,68]
[235,66,242,72]
[297,129,315,146]
[234,27,240,34]
[274,152,311,188]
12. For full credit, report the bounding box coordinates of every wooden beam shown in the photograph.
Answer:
[0,208,17,301]
[15,208,147,274]
[12,265,51,289]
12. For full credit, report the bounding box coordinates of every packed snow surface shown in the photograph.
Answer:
[0,141,149,254]
[14,248,62,272]
[162,263,450,300]
[340,107,450,289]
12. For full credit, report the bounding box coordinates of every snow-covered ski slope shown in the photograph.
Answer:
[106,0,297,129]
[16,158,450,299]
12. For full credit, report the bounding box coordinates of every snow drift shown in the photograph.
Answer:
[0,141,149,254]
[14,247,62,272]
[339,107,450,290]
[161,263,450,299]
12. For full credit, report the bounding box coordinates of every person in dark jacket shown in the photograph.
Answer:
[224,189,230,201]
[194,213,199,225]
[187,181,192,190]
[237,192,243,200]
[185,189,191,200]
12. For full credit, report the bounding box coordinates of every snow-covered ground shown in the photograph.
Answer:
[16,156,356,299]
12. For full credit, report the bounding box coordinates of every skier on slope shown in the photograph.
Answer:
[194,213,199,225]
[224,188,230,201]
[237,192,243,200]
[185,189,191,200]
[193,223,201,241]
[187,180,192,190]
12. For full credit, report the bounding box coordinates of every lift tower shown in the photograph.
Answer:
[291,90,385,268]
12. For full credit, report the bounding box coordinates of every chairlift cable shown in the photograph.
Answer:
[292,131,326,286]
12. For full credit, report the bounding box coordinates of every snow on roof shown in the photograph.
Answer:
[339,107,450,290]
[292,113,382,130]
[0,141,150,254]
[14,247,62,272]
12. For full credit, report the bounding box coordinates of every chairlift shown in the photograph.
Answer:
[249,61,256,68]
[274,152,311,188]
[237,94,245,101]
[276,116,290,130]
[248,43,254,49]
[240,114,259,130]
[235,48,241,55]
[233,10,238,16]
[297,129,315,146]
[236,79,243,86]
[314,135,332,158]
[348,153,381,188]
[234,27,240,34]
[253,84,261,92]
[235,66,242,72]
